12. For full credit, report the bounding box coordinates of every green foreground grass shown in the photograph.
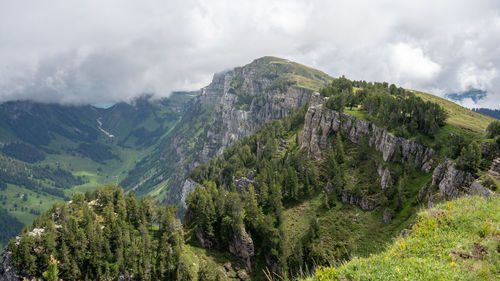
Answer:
[308,195,500,281]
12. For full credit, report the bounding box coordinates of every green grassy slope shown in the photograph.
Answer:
[412,90,495,134]
[0,93,195,248]
[255,56,333,91]
[309,195,500,281]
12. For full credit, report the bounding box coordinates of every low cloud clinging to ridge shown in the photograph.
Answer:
[0,0,499,108]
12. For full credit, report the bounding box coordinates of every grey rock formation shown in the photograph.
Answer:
[229,228,255,272]
[153,58,322,207]
[300,93,435,171]
[341,190,377,211]
[380,167,393,190]
[431,159,492,199]
[1,246,23,281]
[180,179,198,208]
[233,176,258,193]
[431,160,474,198]
[195,228,216,249]
[469,181,493,197]
[383,209,393,223]
[488,158,500,179]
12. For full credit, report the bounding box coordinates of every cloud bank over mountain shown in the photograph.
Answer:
[1,0,499,107]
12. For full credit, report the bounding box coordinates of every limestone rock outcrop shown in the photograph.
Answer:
[300,93,435,171]
[0,246,23,281]
[155,58,323,207]
[431,160,474,198]
[488,158,500,179]
[229,228,255,272]
[341,190,377,211]
[430,159,492,200]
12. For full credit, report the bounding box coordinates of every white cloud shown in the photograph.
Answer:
[457,63,496,91]
[389,43,441,85]
[0,0,499,107]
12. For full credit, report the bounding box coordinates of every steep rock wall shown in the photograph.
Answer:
[168,65,317,206]
[430,160,492,200]
[300,93,435,171]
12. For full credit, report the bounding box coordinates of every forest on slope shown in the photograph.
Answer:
[0,93,195,248]
[4,74,499,280]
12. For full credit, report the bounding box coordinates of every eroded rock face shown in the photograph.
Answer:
[383,209,393,223]
[488,158,500,179]
[380,167,393,190]
[431,160,492,199]
[341,190,377,211]
[431,160,474,198]
[469,181,493,197]
[300,93,435,171]
[160,60,317,207]
[229,228,255,272]
[195,228,216,249]
[180,179,198,208]
[233,177,258,193]
[1,246,23,281]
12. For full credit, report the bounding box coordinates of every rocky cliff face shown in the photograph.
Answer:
[229,228,255,272]
[431,160,474,198]
[300,93,435,171]
[160,58,328,207]
[430,160,492,200]
[0,246,23,281]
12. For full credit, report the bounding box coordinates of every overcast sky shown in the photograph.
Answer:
[1,0,499,108]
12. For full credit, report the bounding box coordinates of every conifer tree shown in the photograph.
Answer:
[42,255,58,281]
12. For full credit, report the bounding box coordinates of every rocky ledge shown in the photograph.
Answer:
[300,93,435,171]
[431,160,492,199]
[1,245,24,281]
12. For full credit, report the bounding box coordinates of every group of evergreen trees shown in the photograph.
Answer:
[10,76,497,280]
[186,105,358,276]
[321,77,448,138]
[10,185,218,280]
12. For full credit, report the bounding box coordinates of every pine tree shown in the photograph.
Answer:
[457,141,481,173]
[42,255,58,281]
[335,132,345,164]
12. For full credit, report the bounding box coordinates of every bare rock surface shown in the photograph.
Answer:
[300,93,435,171]
[229,228,255,272]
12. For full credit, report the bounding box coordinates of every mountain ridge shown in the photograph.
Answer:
[1,57,499,280]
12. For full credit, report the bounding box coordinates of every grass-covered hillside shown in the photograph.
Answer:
[412,90,495,134]
[0,93,195,248]
[253,56,333,91]
[309,195,500,281]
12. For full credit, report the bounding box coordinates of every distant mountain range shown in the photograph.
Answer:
[445,88,487,103]
[472,108,500,120]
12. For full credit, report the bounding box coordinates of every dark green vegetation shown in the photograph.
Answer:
[0,92,195,248]
[473,108,500,120]
[3,58,499,280]
[487,120,500,139]
[1,142,45,163]
[310,195,500,281]
[184,104,437,278]
[0,209,24,249]
[10,185,222,280]
[322,77,447,138]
